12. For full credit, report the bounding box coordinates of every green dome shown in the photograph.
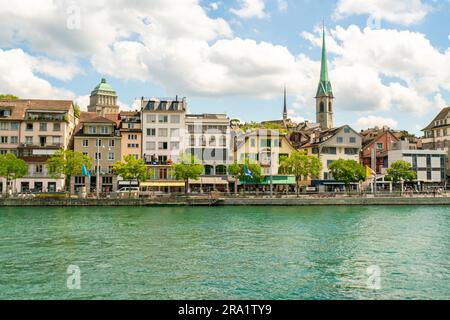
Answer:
[91,78,116,95]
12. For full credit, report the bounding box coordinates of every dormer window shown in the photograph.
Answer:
[0,109,11,117]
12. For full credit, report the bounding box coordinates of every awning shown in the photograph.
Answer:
[189,177,228,185]
[240,176,296,185]
[140,181,185,187]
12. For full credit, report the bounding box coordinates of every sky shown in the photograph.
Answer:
[0,0,449,135]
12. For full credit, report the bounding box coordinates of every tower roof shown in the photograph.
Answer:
[316,26,333,97]
[91,78,117,96]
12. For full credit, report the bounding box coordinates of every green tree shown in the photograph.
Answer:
[0,94,19,100]
[328,159,366,190]
[47,149,93,192]
[279,151,322,196]
[113,155,153,184]
[227,160,262,194]
[386,160,417,183]
[172,154,204,194]
[74,104,81,118]
[0,153,28,194]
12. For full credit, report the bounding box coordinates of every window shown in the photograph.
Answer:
[26,123,33,131]
[200,135,207,147]
[170,142,180,150]
[209,136,216,147]
[88,126,97,134]
[320,102,325,113]
[170,128,180,137]
[170,115,180,124]
[0,136,7,144]
[95,152,101,160]
[190,135,195,146]
[128,134,138,140]
[337,137,344,143]
[147,128,156,136]
[83,139,89,147]
[328,102,332,112]
[158,115,168,123]
[349,137,356,143]
[96,139,102,147]
[345,148,358,155]
[10,136,18,144]
[146,141,156,150]
[39,123,47,131]
[75,176,85,184]
[127,123,134,129]
[108,152,115,161]
[251,138,256,147]
[52,136,61,145]
[376,143,383,149]
[35,164,43,173]
[25,136,33,145]
[158,142,168,150]
[146,115,156,123]
[0,122,8,130]
[344,127,350,133]
[109,139,115,147]
[158,128,168,137]
[100,126,109,134]
[261,139,271,148]
[9,122,18,130]
[53,123,61,132]
[322,147,337,154]
[220,135,227,147]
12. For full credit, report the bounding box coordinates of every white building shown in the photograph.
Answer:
[141,97,187,165]
[387,141,447,184]
[301,125,362,181]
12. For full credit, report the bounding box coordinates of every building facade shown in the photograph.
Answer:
[0,99,77,194]
[301,125,362,182]
[386,141,447,184]
[361,128,400,174]
[422,106,450,182]
[185,114,232,192]
[119,111,142,161]
[72,113,121,193]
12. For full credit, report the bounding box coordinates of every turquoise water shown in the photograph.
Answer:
[0,206,449,300]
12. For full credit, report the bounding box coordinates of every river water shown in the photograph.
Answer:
[0,206,449,299]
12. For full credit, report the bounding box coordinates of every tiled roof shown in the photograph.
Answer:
[0,99,73,120]
[423,106,450,130]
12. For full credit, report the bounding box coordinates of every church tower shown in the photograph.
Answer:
[283,86,288,123]
[315,25,334,130]
[88,78,120,115]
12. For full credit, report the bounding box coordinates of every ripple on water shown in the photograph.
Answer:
[0,205,449,299]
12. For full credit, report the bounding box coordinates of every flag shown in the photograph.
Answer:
[244,165,253,178]
[365,165,375,180]
[82,164,91,178]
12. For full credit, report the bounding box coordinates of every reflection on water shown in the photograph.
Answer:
[0,206,449,299]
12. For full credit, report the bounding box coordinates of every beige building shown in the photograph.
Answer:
[119,111,142,161]
[0,99,77,193]
[72,112,121,193]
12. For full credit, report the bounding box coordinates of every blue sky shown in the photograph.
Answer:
[0,0,449,135]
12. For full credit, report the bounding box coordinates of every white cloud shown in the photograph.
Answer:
[356,116,398,129]
[277,0,288,12]
[0,48,75,99]
[334,0,430,25]
[230,0,268,19]
[302,25,450,115]
[210,2,220,11]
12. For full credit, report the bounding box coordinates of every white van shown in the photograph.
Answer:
[117,187,140,193]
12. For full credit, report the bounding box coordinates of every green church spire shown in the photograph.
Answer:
[316,25,333,97]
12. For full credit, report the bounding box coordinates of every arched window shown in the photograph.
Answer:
[209,136,216,147]
[320,102,325,113]
[216,165,227,176]
[205,165,214,176]
[328,102,332,112]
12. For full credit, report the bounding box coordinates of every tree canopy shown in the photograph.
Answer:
[113,155,152,182]
[386,160,417,183]
[0,94,19,100]
[47,149,93,179]
[0,153,28,182]
[279,151,322,195]
[328,159,366,186]
[227,159,262,185]
[172,154,204,193]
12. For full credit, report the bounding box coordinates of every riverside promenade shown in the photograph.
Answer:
[1,194,450,207]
